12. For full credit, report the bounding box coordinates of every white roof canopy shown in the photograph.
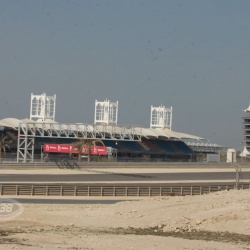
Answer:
[0,117,207,141]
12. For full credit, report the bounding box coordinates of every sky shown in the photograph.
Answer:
[0,0,250,150]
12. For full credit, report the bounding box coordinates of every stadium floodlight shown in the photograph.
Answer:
[94,99,118,125]
[30,93,56,122]
[150,105,173,130]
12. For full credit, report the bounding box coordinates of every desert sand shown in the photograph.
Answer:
[0,189,250,250]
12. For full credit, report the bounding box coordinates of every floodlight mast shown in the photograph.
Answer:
[94,99,118,125]
[30,93,56,121]
[150,105,173,130]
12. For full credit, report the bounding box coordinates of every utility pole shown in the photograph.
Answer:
[234,164,241,190]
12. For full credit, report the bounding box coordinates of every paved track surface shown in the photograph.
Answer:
[0,171,249,182]
[5,198,125,204]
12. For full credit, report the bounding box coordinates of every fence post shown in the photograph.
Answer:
[31,185,34,196]
[74,186,77,196]
[16,185,18,195]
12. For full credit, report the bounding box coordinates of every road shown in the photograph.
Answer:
[0,171,249,183]
[5,198,126,204]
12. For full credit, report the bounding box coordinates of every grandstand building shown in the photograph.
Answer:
[0,93,221,163]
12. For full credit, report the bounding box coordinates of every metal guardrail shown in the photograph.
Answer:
[0,183,249,197]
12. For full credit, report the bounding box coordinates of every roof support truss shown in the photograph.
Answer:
[17,124,34,163]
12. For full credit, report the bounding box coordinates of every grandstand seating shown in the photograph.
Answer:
[103,140,144,152]
[150,139,176,153]
[118,141,145,151]
[33,137,194,161]
[141,139,193,154]
[36,137,193,154]
[172,141,194,153]
[141,138,161,151]
[102,140,119,149]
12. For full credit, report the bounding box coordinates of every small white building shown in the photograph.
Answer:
[227,148,236,163]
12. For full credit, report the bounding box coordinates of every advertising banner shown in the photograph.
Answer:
[43,144,107,155]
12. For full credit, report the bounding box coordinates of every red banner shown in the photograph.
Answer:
[43,144,107,155]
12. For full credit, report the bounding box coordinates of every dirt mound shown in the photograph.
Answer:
[0,189,249,249]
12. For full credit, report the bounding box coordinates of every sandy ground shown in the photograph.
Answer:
[0,189,250,250]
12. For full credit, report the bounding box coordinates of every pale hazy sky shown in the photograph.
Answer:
[0,0,250,150]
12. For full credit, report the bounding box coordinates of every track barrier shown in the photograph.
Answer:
[0,183,249,197]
